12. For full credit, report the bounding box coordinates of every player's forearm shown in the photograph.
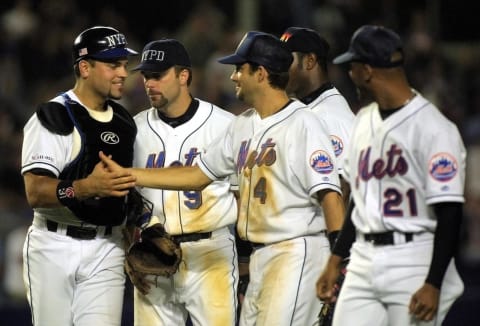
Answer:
[24,173,63,207]
[319,189,345,232]
[131,166,213,191]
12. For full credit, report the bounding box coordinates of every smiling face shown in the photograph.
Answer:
[230,63,258,105]
[87,59,130,100]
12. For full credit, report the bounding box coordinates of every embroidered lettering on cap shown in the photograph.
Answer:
[141,50,165,62]
[105,34,127,47]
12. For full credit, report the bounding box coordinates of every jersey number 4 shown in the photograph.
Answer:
[254,177,267,204]
[384,187,418,217]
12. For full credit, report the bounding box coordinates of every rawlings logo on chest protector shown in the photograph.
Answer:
[101,131,120,144]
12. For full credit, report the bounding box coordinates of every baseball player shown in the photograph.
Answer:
[100,31,346,326]
[316,25,465,326]
[20,26,138,326]
[281,25,355,226]
[128,39,239,326]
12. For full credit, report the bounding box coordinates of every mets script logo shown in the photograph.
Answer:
[429,153,458,182]
[330,135,344,157]
[100,131,120,144]
[310,150,334,174]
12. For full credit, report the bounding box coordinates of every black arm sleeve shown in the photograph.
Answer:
[332,199,356,258]
[425,202,463,289]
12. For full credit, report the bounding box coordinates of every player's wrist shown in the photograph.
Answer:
[328,230,340,251]
[56,180,80,207]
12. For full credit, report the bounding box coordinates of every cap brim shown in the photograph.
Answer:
[332,51,356,64]
[131,62,173,72]
[217,53,246,65]
[90,47,138,60]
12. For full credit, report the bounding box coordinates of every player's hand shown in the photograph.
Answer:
[408,283,440,321]
[99,151,124,173]
[316,255,342,303]
[79,159,136,198]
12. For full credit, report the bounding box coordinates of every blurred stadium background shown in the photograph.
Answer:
[0,0,478,324]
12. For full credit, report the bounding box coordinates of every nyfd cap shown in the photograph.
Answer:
[217,31,293,73]
[333,25,404,68]
[131,39,191,72]
[73,26,138,63]
[280,27,330,59]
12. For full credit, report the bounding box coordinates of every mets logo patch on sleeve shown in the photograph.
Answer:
[330,135,344,157]
[429,152,458,182]
[310,150,334,174]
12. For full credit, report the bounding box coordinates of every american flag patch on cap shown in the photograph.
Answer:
[78,48,88,56]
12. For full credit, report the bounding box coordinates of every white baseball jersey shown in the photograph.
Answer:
[334,91,466,326]
[133,99,238,234]
[344,91,466,233]
[21,90,129,325]
[306,86,354,176]
[132,99,239,326]
[198,99,341,244]
[199,99,340,326]
[22,90,118,226]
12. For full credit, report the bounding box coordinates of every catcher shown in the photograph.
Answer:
[123,189,182,295]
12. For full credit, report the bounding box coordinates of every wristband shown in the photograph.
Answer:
[328,230,340,251]
[56,180,78,207]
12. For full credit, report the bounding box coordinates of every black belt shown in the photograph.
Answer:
[363,231,413,246]
[249,242,265,250]
[249,230,328,250]
[171,232,212,244]
[46,220,112,240]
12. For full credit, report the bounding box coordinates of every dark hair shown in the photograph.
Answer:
[248,62,289,90]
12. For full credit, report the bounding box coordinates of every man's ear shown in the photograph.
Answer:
[305,52,318,70]
[78,59,91,78]
[179,68,189,85]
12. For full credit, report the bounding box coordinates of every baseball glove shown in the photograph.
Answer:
[123,223,182,294]
[316,258,349,326]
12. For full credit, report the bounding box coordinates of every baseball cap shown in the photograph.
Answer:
[73,26,138,63]
[280,27,329,59]
[132,39,191,72]
[217,31,293,73]
[333,25,404,67]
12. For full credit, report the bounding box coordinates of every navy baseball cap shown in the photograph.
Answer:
[280,27,330,59]
[132,39,191,72]
[217,31,293,73]
[73,26,138,63]
[333,25,404,68]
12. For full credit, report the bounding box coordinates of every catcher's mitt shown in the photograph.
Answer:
[316,258,349,326]
[125,223,182,293]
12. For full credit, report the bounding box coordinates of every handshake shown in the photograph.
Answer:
[85,151,136,199]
